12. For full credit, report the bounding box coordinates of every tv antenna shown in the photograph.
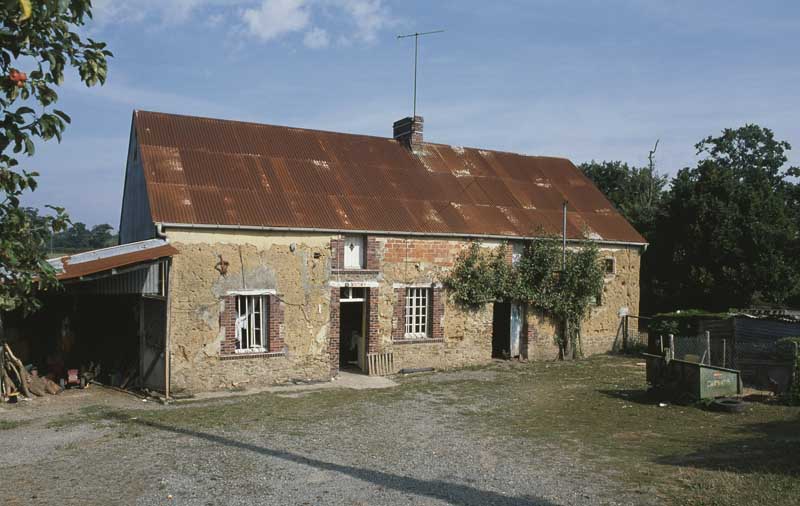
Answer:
[397,29,444,118]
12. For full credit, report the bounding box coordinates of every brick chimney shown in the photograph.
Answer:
[393,116,424,150]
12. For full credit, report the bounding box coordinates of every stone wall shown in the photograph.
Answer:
[522,246,642,359]
[374,237,495,371]
[165,229,335,393]
[164,228,641,393]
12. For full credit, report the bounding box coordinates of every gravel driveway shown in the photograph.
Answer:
[1,365,650,506]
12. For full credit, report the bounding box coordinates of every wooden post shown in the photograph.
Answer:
[722,339,726,368]
[705,331,711,366]
[669,334,675,360]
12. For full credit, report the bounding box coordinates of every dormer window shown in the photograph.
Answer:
[343,236,365,269]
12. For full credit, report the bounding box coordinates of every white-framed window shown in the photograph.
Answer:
[404,287,431,338]
[603,258,615,275]
[343,235,365,269]
[236,295,268,352]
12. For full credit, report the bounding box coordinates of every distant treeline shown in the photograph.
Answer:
[24,208,117,255]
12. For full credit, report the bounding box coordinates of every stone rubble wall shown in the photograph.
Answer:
[165,229,641,393]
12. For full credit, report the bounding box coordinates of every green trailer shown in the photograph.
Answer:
[644,352,742,401]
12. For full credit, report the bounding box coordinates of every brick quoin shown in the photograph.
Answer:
[391,287,405,340]
[220,295,237,355]
[366,236,380,270]
[367,287,379,353]
[431,286,445,339]
[330,238,344,270]
[329,287,340,375]
[268,295,285,353]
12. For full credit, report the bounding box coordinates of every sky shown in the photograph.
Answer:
[21,0,800,227]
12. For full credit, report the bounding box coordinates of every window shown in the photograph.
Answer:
[236,295,267,352]
[404,288,431,338]
[343,235,365,269]
[340,286,366,302]
[603,258,615,275]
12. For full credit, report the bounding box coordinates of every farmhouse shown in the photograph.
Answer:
[6,111,646,396]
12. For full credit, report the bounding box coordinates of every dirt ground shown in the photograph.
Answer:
[1,356,798,506]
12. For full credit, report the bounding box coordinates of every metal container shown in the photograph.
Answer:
[644,352,742,401]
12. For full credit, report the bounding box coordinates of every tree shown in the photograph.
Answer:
[649,125,800,311]
[579,141,668,240]
[49,221,117,252]
[579,143,669,315]
[0,1,111,313]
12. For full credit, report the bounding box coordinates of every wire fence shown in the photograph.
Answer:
[620,315,650,353]
[652,333,736,369]
[620,315,735,368]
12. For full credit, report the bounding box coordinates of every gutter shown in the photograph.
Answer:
[154,222,648,248]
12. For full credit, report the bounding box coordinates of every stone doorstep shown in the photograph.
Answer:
[169,371,398,404]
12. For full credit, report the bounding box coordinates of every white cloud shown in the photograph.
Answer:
[90,0,393,48]
[242,0,311,41]
[303,26,330,48]
[332,0,388,43]
[92,0,211,25]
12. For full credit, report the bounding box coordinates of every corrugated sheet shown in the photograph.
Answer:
[50,239,178,281]
[69,261,166,295]
[134,111,646,244]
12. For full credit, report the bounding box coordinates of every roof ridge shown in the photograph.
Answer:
[135,109,398,144]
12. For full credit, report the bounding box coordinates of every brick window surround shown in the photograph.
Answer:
[328,286,379,375]
[331,236,379,271]
[220,294,285,357]
[391,285,444,342]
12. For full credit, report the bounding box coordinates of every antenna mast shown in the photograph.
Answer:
[397,29,444,118]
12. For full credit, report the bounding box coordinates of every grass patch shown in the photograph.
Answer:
[45,356,799,505]
[438,356,800,506]
[0,419,23,430]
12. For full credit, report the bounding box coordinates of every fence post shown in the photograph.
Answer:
[669,334,675,360]
[722,339,726,368]
[622,315,629,352]
[705,331,711,366]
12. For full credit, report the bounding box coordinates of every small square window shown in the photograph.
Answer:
[603,258,615,275]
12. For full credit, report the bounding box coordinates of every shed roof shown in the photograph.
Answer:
[48,239,178,281]
[133,111,645,244]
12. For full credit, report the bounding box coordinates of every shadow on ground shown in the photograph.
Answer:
[127,417,558,506]
[654,418,800,476]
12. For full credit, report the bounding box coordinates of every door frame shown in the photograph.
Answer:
[338,287,368,371]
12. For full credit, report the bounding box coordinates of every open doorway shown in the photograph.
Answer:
[492,302,522,359]
[339,287,367,371]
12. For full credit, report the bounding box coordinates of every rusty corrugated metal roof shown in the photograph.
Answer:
[134,111,645,244]
[49,239,178,281]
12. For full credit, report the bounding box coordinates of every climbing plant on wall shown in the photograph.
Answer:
[443,237,605,359]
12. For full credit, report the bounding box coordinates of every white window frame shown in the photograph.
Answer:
[235,295,268,353]
[404,287,431,338]
[343,235,366,269]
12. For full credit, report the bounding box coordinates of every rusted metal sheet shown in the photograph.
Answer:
[49,240,178,281]
[134,111,646,244]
